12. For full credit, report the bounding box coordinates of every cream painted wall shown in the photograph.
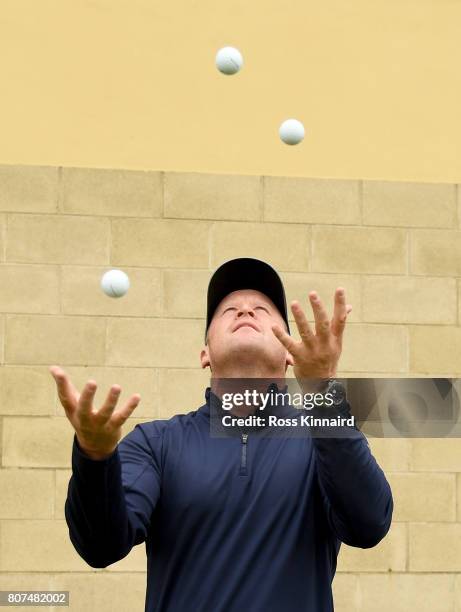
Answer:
[0,0,460,182]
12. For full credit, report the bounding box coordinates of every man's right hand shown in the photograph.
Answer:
[49,365,141,460]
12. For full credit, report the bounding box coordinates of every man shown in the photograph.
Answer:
[50,257,393,612]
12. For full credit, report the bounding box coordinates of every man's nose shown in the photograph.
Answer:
[237,307,255,318]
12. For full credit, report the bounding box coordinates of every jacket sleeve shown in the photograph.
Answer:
[310,401,393,549]
[65,422,163,568]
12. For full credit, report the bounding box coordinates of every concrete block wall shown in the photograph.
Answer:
[0,164,460,611]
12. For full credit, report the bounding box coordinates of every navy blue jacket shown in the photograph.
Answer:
[65,386,393,612]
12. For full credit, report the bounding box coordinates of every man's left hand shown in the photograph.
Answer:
[271,287,352,383]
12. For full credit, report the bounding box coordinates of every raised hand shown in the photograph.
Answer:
[49,365,141,460]
[271,287,352,383]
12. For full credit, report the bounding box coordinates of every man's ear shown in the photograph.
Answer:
[200,346,211,369]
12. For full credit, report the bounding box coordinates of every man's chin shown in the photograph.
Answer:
[230,330,261,341]
[232,326,260,335]
[228,335,265,353]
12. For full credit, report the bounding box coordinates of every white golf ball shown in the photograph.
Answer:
[101,269,130,298]
[215,46,243,75]
[279,119,305,145]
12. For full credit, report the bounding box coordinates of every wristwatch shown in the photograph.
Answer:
[323,378,347,407]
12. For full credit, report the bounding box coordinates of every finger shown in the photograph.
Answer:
[49,365,79,417]
[96,385,122,423]
[111,394,141,427]
[309,292,330,340]
[77,379,98,418]
[331,287,349,337]
[271,324,301,357]
[291,301,315,346]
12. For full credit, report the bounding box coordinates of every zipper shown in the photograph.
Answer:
[240,433,248,475]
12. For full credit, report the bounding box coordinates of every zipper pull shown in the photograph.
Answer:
[240,432,249,474]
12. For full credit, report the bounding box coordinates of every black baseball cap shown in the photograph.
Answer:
[205,257,291,342]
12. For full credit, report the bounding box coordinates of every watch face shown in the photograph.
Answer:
[329,381,346,406]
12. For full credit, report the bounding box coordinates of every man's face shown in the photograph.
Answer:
[200,288,294,373]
